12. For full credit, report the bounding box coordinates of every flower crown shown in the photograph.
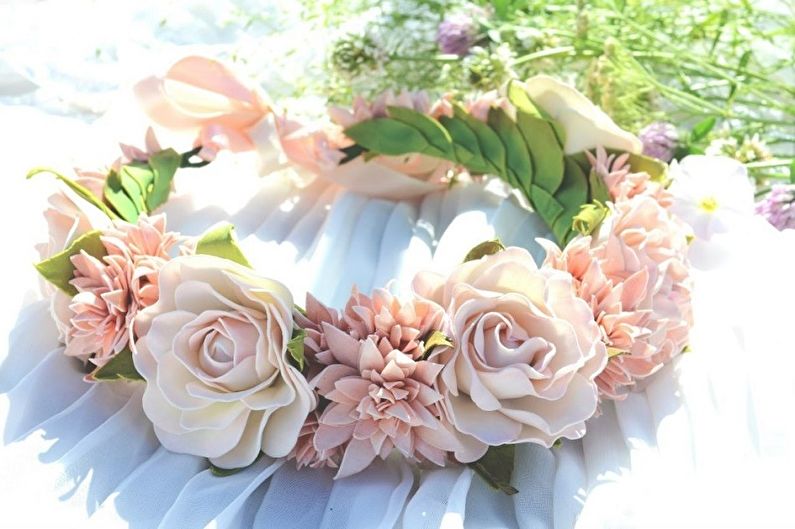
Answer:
[31,56,692,493]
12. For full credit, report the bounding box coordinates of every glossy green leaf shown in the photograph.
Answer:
[26,168,118,220]
[488,107,532,192]
[463,239,506,262]
[195,223,252,268]
[386,106,453,159]
[34,230,106,296]
[453,105,507,177]
[147,149,181,211]
[344,118,429,156]
[287,328,306,371]
[104,170,141,222]
[469,444,518,495]
[87,347,144,381]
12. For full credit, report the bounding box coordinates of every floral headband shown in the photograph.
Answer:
[31,56,692,493]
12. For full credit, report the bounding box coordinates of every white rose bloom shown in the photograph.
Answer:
[132,254,316,469]
[522,75,643,155]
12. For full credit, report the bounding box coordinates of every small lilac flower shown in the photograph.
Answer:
[639,122,678,162]
[437,13,476,57]
[756,184,795,231]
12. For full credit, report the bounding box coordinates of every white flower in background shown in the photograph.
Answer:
[667,155,754,241]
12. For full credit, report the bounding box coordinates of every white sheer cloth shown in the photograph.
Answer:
[1,105,795,529]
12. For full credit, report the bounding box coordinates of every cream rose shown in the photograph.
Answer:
[132,254,315,468]
[521,75,642,155]
[413,248,606,462]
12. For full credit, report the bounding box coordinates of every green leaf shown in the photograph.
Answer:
[104,170,141,222]
[26,168,118,220]
[34,230,106,296]
[287,328,306,371]
[386,106,454,159]
[506,80,565,147]
[625,152,668,183]
[453,105,507,177]
[690,116,717,143]
[487,107,532,192]
[344,118,429,156]
[209,453,263,477]
[529,185,565,230]
[118,166,148,213]
[87,347,144,381]
[469,444,518,495]
[464,239,506,262]
[147,149,181,211]
[552,157,590,244]
[422,330,453,360]
[438,115,489,172]
[789,160,795,184]
[588,169,611,204]
[195,223,252,268]
[515,112,565,195]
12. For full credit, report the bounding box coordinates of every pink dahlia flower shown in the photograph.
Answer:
[542,195,693,399]
[587,146,671,206]
[306,288,462,478]
[287,411,342,470]
[63,214,179,365]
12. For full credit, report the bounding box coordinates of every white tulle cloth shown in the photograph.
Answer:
[2,104,795,529]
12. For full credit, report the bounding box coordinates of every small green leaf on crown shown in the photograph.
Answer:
[195,222,252,268]
[34,230,107,296]
[464,239,506,262]
[287,328,307,371]
[469,444,519,495]
[87,347,144,382]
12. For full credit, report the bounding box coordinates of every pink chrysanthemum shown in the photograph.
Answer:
[542,195,693,399]
[303,288,462,478]
[587,146,671,206]
[63,214,179,366]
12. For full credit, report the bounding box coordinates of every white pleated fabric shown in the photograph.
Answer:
[3,109,795,528]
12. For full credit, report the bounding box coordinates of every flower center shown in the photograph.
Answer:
[698,196,719,213]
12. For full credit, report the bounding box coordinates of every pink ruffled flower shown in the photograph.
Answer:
[413,248,607,461]
[287,411,342,470]
[542,195,693,399]
[306,288,462,478]
[63,214,179,365]
[277,91,455,200]
[587,146,671,206]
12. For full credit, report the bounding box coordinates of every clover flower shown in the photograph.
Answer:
[756,184,795,231]
[436,13,477,57]
[639,122,678,162]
